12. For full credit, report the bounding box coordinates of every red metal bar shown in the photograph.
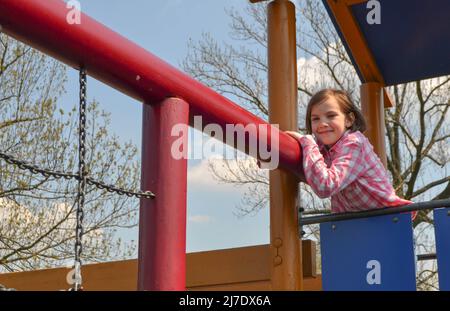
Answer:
[0,0,301,173]
[139,98,189,290]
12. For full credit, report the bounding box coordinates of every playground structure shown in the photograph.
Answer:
[0,0,449,291]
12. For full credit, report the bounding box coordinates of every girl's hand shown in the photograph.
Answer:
[285,130,303,141]
[284,131,307,183]
[286,131,317,147]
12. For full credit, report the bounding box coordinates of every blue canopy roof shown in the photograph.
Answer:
[322,0,450,86]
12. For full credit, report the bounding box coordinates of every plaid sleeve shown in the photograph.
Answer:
[299,135,365,198]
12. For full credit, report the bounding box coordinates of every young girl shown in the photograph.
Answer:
[286,89,413,214]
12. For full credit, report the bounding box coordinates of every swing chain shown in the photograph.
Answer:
[0,64,154,200]
[73,68,87,291]
[86,179,155,198]
[0,152,76,180]
[0,67,156,291]
[0,150,155,199]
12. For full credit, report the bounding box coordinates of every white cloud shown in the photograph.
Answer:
[187,127,250,161]
[297,54,351,92]
[187,157,258,194]
[188,215,213,224]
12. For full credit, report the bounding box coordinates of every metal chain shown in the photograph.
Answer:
[0,151,77,180]
[0,69,154,201]
[0,67,155,291]
[86,178,154,198]
[0,151,155,199]
[73,68,87,291]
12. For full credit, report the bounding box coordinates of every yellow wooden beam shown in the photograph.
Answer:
[325,0,393,108]
[326,0,384,84]
[0,243,321,291]
[267,0,303,291]
[361,82,388,167]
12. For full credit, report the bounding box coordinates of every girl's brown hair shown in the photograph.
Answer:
[305,89,366,134]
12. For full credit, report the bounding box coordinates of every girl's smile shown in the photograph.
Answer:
[311,97,354,147]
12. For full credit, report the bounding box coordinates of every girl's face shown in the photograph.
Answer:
[310,97,354,147]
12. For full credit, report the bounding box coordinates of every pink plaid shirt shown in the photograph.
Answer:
[298,130,412,213]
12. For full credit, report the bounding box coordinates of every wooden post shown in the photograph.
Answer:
[360,82,387,167]
[267,0,303,290]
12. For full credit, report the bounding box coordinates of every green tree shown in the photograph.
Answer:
[182,1,449,290]
[0,34,141,273]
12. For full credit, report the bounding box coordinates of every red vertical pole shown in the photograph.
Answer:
[138,97,189,290]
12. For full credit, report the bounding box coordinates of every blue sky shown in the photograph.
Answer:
[60,0,270,253]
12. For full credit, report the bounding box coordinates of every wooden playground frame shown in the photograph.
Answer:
[0,243,321,290]
[0,0,400,291]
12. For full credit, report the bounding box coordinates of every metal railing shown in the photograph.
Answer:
[299,199,450,226]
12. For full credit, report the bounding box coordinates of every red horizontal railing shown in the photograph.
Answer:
[0,0,301,173]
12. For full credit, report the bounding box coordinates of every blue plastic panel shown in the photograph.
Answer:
[434,208,450,291]
[320,213,416,290]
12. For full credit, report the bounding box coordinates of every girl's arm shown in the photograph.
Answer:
[284,131,307,182]
[298,134,365,198]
